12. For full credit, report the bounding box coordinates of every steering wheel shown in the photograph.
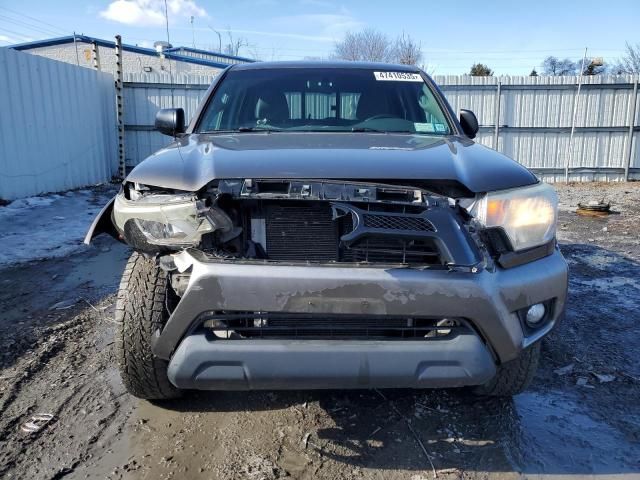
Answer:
[361,114,399,122]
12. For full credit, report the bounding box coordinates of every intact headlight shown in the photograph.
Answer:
[472,183,558,251]
[113,192,214,246]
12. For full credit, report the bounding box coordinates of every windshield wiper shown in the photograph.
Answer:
[351,126,385,133]
[199,126,280,134]
[351,127,414,134]
[237,125,281,132]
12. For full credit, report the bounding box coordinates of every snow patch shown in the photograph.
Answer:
[0,187,117,268]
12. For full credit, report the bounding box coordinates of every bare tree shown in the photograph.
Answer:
[332,28,396,63]
[613,42,640,74]
[395,32,422,65]
[223,30,249,57]
[469,63,493,76]
[542,56,578,76]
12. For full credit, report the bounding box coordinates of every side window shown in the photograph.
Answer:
[418,85,448,126]
[200,91,231,130]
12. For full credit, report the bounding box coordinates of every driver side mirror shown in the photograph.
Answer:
[459,109,479,139]
[155,108,185,137]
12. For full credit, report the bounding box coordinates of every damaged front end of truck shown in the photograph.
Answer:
[85,62,568,398]
[110,178,484,268]
[86,174,566,392]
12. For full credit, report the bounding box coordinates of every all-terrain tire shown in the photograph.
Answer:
[115,252,181,400]
[473,342,541,397]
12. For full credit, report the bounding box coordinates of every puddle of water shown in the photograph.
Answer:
[513,391,638,476]
[576,276,639,289]
[59,240,130,297]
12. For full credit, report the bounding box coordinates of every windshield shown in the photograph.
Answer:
[197,68,452,135]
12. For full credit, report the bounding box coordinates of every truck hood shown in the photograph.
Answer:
[126,132,537,195]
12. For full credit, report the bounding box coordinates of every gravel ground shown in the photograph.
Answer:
[0,182,639,480]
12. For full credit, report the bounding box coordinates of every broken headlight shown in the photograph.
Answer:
[113,192,214,246]
[471,183,558,251]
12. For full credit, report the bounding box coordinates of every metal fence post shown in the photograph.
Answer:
[493,80,502,150]
[115,35,126,179]
[624,78,638,181]
[91,41,101,71]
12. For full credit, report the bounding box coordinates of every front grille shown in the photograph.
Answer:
[341,238,440,263]
[363,214,435,231]
[264,202,442,265]
[202,312,464,340]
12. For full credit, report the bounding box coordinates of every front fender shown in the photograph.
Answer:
[83,197,122,245]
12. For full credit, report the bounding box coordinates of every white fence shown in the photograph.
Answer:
[0,48,118,200]
[435,75,640,182]
[123,72,640,182]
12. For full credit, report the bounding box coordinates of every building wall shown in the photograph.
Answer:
[24,41,223,77]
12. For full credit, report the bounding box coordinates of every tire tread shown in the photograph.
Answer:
[473,343,541,396]
[115,252,181,400]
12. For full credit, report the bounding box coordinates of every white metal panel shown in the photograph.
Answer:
[436,74,639,180]
[122,72,214,165]
[0,48,117,200]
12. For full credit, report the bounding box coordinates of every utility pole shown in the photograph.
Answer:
[209,26,222,52]
[190,16,195,48]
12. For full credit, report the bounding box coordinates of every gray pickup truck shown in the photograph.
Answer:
[86,61,568,400]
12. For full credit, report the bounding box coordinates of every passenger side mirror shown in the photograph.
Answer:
[459,109,479,139]
[155,108,185,137]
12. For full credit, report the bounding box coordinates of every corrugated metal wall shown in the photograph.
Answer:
[434,74,640,181]
[123,72,640,182]
[0,48,118,200]
[123,73,213,168]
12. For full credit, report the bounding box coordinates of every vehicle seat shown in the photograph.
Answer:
[356,92,402,121]
[255,92,290,125]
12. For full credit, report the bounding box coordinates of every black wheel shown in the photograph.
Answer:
[115,252,181,400]
[473,343,541,397]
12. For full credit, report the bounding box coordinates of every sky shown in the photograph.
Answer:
[0,0,638,75]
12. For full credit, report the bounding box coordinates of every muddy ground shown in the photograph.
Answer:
[1,183,639,480]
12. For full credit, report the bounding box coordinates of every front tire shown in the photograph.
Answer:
[473,342,541,397]
[115,252,181,400]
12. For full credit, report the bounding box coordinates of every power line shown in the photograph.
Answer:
[0,15,64,37]
[0,27,36,41]
[0,6,68,34]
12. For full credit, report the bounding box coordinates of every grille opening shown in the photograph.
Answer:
[256,181,290,194]
[376,189,413,202]
[362,214,435,231]
[202,313,464,340]
[352,202,427,214]
[342,237,441,264]
[339,214,441,264]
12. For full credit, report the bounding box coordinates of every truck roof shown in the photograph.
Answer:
[231,60,422,72]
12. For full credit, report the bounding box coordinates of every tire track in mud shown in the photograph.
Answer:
[0,298,133,480]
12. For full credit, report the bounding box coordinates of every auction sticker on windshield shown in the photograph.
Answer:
[374,71,423,82]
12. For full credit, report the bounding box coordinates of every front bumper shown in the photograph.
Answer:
[167,335,496,390]
[155,248,568,390]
